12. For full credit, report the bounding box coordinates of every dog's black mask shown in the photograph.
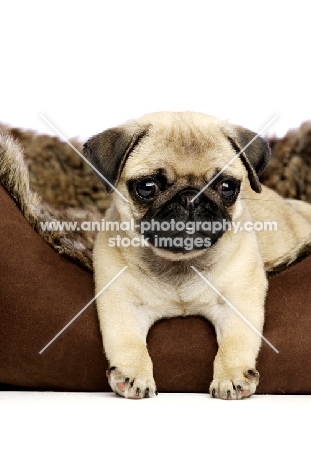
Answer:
[138,188,231,253]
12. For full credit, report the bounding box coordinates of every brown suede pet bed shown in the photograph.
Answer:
[1,124,311,395]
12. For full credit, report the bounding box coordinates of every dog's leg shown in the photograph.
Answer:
[97,288,158,399]
[207,303,265,400]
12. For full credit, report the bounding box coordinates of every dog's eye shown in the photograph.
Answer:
[135,179,160,199]
[216,179,239,201]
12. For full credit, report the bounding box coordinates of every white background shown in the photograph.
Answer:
[1,392,311,468]
[1,2,311,467]
[1,1,311,140]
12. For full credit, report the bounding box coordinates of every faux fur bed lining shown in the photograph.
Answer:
[1,122,311,276]
[0,132,94,271]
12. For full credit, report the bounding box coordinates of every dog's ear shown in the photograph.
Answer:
[224,125,271,193]
[83,123,149,192]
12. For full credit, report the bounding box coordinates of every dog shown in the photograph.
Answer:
[83,112,311,399]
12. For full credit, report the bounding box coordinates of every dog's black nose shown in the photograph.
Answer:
[178,189,201,208]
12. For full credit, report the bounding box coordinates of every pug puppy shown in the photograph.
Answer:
[83,112,311,400]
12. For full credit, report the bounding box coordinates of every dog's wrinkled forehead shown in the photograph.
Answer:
[123,112,236,181]
[83,111,271,194]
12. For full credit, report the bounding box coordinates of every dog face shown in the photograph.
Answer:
[83,112,270,257]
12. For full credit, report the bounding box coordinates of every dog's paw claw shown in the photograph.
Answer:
[245,368,260,382]
[106,366,157,399]
[210,367,259,400]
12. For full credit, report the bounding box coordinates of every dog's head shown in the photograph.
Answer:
[83,112,271,259]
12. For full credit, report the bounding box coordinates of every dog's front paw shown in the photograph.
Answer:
[106,366,158,399]
[209,368,260,400]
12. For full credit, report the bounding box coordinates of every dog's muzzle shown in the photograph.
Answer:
[139,188,230,253]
